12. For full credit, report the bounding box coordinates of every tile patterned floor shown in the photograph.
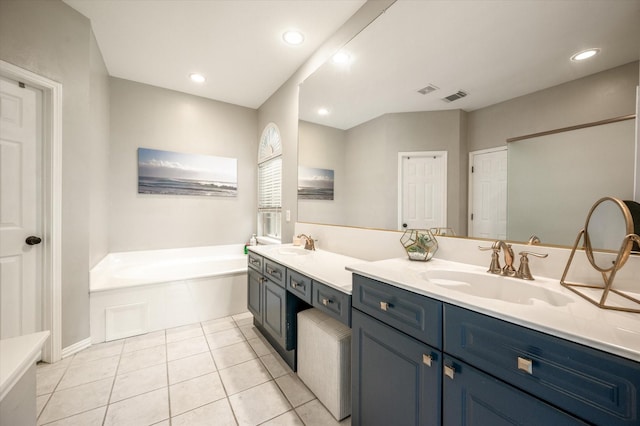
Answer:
[35,312,351,426]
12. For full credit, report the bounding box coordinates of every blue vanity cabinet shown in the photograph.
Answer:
[444,304,640,426]
[247,268,263,325]
[351,273,639,426]
[352,309,442,426]
[262,278,287,349]
[352,274,442,346]
[352,274,443,426]
[247,254,298,369]
[312,280,351,326]
[264,259,285,287]
[442,355,587,426]
[287,269,312,303]
[247,251,263,273]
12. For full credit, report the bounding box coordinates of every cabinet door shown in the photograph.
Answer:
[352,309,441,426]
[263,279,287,349]
[442,356,587,426]
[247,269,263,325]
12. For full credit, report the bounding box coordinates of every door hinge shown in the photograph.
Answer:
[471,213,474,220]
[471,166,474,173]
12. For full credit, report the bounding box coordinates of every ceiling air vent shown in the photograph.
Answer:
[442,90,468,103]
[417,84,439,95]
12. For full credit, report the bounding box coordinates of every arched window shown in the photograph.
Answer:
[257,123,282,240]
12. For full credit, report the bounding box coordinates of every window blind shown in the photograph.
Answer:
[258,157,282,210]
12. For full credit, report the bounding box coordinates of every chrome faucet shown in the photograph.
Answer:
[479,240,548,280]
[297,234,316,251]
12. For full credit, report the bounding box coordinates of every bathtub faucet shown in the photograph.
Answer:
[297,234,316,251]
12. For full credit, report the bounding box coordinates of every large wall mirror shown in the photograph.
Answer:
[297,0,640,247]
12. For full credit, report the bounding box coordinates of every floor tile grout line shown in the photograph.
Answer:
[200,319,242,426]
[169,394,231,422]
[37,404,110,426]
[164,328,173,426]
[101,338,127,426]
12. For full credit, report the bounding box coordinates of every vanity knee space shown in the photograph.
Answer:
[297,308,351,421]
[245,248,354,373]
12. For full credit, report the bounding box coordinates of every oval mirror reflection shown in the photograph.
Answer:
[585,197,633,271]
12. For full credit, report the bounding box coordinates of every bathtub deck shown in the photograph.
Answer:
[89,245,249,344]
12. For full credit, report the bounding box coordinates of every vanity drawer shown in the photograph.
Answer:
[444,304,640,426]
[312,281,351,326]
[264,259,285,288]
[352,274,442,349]
[287,269,312,304]
[247,252,263,273]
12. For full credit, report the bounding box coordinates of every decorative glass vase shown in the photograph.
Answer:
[401,229,438,261]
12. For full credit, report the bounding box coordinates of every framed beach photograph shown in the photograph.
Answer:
[138,148,238,197]
[298,166,334,200]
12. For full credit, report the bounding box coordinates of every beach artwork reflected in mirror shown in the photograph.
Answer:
[298,166,334,200]
[138,147,238,197]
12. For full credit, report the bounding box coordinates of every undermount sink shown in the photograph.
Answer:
[277,246,312,256]
[420,269,573,307]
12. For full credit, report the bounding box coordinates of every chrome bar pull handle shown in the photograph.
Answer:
[380,301,389,311]
[444,365,455,379]
[517,357,533,374]
[322,298,333,306]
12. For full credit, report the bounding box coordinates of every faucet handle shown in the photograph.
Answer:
[517,251,548,280]
[528,235,541,245]
[519,251,548,259]
[479,245,501,274]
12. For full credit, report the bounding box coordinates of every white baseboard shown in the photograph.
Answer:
[61,337,91,359]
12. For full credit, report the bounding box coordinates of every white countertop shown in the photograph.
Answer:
[0,331,50,401]
[348,257,640,363]
[248,245,362,294]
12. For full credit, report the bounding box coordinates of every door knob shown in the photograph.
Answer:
[25,236,42,245]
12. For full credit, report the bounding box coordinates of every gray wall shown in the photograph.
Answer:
[383,110,467,234]
[0,0,109,347]
[298,110,467,233]
[109,78,258,252]
[508,119,635,245]
[89,31,111,267]
[298,121,347,225]
[467,61,639,152]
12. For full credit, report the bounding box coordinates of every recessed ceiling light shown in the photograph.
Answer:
[332,51,350,64]
[189,73,206,83]
[571,48,600,62]
[283,30,304,46]
[318,108,329,116]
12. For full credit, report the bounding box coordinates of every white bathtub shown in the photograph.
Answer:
[90,244,248,343]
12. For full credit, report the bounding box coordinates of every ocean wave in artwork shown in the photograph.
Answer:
[138,176,237,197]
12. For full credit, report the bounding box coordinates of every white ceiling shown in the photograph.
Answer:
[63,0,366,109]
[62,0,640,126]
[299,0,640,130]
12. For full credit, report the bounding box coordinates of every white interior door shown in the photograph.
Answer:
[0,75,42,339]
[399,152,447,231]
[469,147,507,239]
